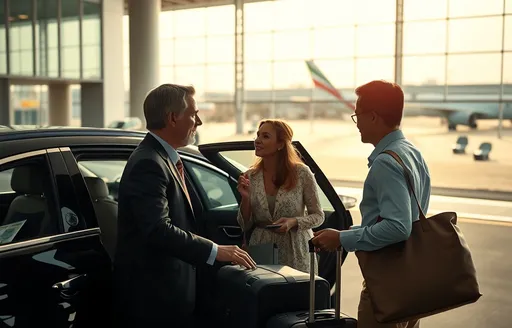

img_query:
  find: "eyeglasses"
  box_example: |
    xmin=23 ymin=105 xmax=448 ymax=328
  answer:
xmin=351 ymin=112 xmax=372 ymax=124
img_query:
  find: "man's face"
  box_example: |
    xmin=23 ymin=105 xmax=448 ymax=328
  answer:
xmin=354 ymin=97 xmax=375 ymax=144
xmin=171 ymin=95 xmax=202 ymax=147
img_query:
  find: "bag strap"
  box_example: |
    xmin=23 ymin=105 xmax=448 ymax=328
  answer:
xmin=382 ymin=150 xmax=427 ymax=221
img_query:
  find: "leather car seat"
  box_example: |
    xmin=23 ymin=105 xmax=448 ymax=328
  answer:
xmin=84 ymin=176 xmax=118 ymax=261
xmin=3 ymin=165 xmax=53 ymax=242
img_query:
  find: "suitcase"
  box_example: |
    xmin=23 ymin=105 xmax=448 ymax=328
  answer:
xmin=266 ymin=240 xmax=358 ymax=327
xmin=214 ymin=263 xmax=331 ymax=328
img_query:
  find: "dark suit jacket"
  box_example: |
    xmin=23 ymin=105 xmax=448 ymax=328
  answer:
xmin=112 ymin=133 xmax=213 ymax=324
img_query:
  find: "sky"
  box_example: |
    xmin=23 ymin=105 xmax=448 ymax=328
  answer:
xmin=122 ymin=0 xmax=512 ymax=97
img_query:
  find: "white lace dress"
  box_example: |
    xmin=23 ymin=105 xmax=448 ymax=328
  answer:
xmin=237 ymin=164 xmax=325 ymax=274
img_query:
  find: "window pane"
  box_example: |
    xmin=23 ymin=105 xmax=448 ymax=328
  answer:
xmin=403 ymin=21 xmax=446 ymax=55
xmin=312 ymin=60 xmax=355 ymax=98
xmin=160 ymin=39 xmax=174 ymax=66
xmin=505 ymin=16 xmax=512 ymax=51
xmin=356 ymin=0 xmax=396 ymax=24
xmin=355 ymin=57 xmax=394 ymax=86
xmin=207 ymin=36 xmax=234 ymax=63
xmin=160 ymin=12 xmax=173 ymax=39
xmin=186 ymin=162 xmax=238 ymax=209
xmin=402 ymin=56 xmax=446 ymax=86
xmin=174 ymin=8 xmax=205 ymax=37
xmin=245 ymin=62 xmax=272 ymax=101
xmin=447 ymin=53 xmax=502 ymax=84
xmin=0 ymin=0 xmax=5 ymax=74
xmin=274 ymin=30 xmax=311 ymax=60
xmin=160 ymin=66 xmax=174 ymax=85
xmin=404 ymin=0 xmax=447 ymax=21
xmin=311 ymin=0 xmax=356 ymax=27
xmin=174 ymin=65 xmax=206 ymax=100
xmin=9 ymin=0 xmax=34 ymax=75
xmin=206 ymin=5 xmax=234 ymax=35
xmin=356 ymin=24 xmax=395 ymax=57
xmin=174 ymin=38 xmax=206 ymax=65
xmin=273 ymin=61 xmax=312 ymax=90
xmin=35 ymin=0 xmax=58 ymax=77
xmin=273 ymin=0 xmax=312 ymax=30
xmin=449 ymin=0 xmax=504 ymax=17
xmin=448 ymin=17 xmax=503 ymax=53
xmin=508 ymin=0 xmax=512 ymax=13
xmin=313 ymin=27 xmax=355 ymax=59
xmin=244 ymin=1 xmax=274 ymax=33
xmin=61 ymin=0 xmax=80 ymax=79
xmin=82 ymin=1 xmax=101 ymax=79
xmin=0 ymin=156 xmax=60 ymax=244
xmin=245 ymin=33 xmax=272 ymax=62
xmin=206 ymin=64 xmax=234 ymax=96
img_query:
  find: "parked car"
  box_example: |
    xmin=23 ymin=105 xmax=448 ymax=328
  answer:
xmin=0 ymin=127 xmax=353 ymax=327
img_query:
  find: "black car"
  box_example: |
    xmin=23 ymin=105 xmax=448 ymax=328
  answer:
xmin=0 ymin=127 xmax=353 ymax=327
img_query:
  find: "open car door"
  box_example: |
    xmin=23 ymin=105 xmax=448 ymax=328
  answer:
xmin=198 ymin=141 xmax=353 ymax=290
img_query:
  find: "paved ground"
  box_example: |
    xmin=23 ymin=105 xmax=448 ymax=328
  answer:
xmin=341 ymin=210 xmax=512 ymax=328
xmin=197 ymin=117 xmax=512 ymax=193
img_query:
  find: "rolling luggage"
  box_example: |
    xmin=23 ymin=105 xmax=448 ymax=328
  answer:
xmin=266 ymin=240 xmax=357 ymax=327
xmin=214 ymin=263 xmax=331 ymax=328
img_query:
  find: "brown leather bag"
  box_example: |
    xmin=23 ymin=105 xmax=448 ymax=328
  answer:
xmin=355 ymin=150 xmax=482 ymax=324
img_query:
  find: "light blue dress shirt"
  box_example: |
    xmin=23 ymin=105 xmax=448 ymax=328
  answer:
xmin=149 ymin=132 xmax=218 ymax=265
xmin=340 ymin=130 xmax=431 ymax=252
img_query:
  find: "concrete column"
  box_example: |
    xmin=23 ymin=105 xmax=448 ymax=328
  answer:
xmin=394 ymin=0 xmax=403 ymax=85
xmin=101 ymin=0 xmax=126 ymax=127
xmin=0 ymin=79 xmax=11 ymax=125
xmin=128 ymin=0 xmax=161 ymax=128
xmin=81 ymin=82 xmax=104 ymax=127
xmin=48 ymin=83 xmax=71 ymax=126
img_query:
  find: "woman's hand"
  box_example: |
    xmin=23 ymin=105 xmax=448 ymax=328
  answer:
xmin=237 ymin=173 xmax=250 ymax=199
xmin=273 ymin=217 xmax=298 ymax=234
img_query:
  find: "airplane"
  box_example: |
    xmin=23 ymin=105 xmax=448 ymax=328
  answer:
xmin=305 ymin=60 xmax=512 ymax=131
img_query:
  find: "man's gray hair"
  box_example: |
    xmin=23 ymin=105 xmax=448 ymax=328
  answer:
xmin=143 ymin=84 xmax=195 ymax=130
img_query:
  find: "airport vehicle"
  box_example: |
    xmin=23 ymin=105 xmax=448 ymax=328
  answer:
xmin=0 ymin=126 xmax=354 ymax=327
xmin=306 ymin=60 xmax=512 ymax=131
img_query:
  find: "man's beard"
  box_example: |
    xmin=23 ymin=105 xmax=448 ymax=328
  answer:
xmin=186 ymin=132 xmax=196 ymax=145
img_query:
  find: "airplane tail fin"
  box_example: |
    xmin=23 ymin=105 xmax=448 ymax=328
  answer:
xmin=305 ymin=60 xmax=355 ymax=110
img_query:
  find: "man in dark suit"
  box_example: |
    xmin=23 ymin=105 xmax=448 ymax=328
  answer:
xmin=112 ymin=84 xmax=256 ymax=327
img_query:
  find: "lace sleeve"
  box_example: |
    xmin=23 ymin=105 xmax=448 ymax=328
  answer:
xmin=296 ymin=165 xmax=325 ymax=230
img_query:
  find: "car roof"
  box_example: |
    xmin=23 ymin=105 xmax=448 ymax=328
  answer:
xmin=0 ymin=126 xmax=205 ymax=160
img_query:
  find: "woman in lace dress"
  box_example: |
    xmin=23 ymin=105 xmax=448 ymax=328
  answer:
xmin=237 ymin=119 xmax=325 ymax=274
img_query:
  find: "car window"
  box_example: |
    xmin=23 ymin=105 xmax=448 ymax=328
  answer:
xmin=78 ymin=160 xmax=127 ymax=201
xmin=185 ymin=161 xmax=238 ymax=209
xmin=219 ymin=150 xmax=335 ymax=212
xmin=0 ymin=155 xmax=59 ymax=245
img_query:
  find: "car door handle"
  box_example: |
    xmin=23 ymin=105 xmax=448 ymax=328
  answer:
xmin=52 ymin=274 xmax=87 ymax=291
xmin=219 ymin=225 xmax=242 ymax=239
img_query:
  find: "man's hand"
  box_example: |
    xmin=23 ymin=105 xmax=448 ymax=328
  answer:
xmin=311 ymin=228 xmax=341 ymax=252
xmin=216 ymin=245 xmax=257 ymax=269
xmin=273 ymin=217 xmax=298 ymax=234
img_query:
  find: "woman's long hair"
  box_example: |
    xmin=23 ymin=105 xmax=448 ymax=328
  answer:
xmin=251 ymin=119 xmax=303 ymax=191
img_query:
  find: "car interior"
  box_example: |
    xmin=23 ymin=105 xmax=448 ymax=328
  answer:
xmin=0 ymin=162 xmax=59 ymax=244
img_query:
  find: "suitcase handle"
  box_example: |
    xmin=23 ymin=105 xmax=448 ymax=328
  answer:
xmin=307 ymin=239 xmax=343 ymax=323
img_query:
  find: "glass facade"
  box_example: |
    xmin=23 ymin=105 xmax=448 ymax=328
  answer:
xmin=0 ymin=0 xmax=103 ymax=126
xmin=122 ymin=0 xmax=511 ymax=121
xmin=0 ymin=0 xmax=102 ymax=79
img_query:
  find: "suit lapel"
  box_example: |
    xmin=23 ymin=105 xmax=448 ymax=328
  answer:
xmin=145 ymin=134 xmax=195 ymax=217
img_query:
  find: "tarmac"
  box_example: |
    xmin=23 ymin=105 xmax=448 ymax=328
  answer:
xmin=197 ymin=116 xmax=512 ymax=196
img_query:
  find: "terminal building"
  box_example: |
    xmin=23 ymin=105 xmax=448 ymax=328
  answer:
xmin=0 ymin=0 xmax=510 ymax=133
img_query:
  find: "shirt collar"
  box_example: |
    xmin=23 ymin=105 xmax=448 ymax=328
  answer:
xmin=367 ymin=129 xmax=405 ymax=167
xmin=148 ymin=131 xmax=180 ymax=165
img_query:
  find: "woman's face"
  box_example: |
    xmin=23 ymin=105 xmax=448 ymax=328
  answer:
xmin=254 ymin=123 xmax=283 ymax=158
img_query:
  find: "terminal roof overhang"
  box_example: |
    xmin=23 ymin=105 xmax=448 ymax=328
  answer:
xmin=124 ymin=0 xmax=270 ymax=12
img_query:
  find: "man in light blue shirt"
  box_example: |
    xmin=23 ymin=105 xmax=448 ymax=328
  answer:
xmin=312 ymin=80 xmax=430 ymax=328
